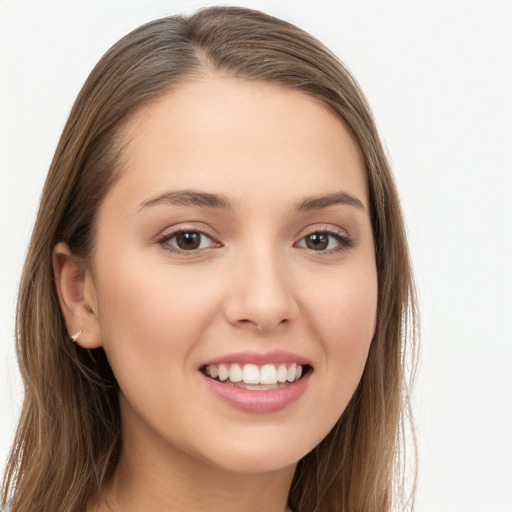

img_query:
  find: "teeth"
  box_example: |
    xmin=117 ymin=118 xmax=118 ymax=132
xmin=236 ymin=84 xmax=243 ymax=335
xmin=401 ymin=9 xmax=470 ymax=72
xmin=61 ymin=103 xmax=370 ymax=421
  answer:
xmin=277 ymin=364 xmax=288 ymax=382
xmin=286 ymin=363 xmax=297 ymax=383
xmin=229 ymin=363 xmax=243 ymax=382
xmin=209 ymin=365 xmax=219 ymax=379
xmin=242 ymin=364 xmax=259 ymax=384
xmin=204 ymin=362 xmax=305 ymax=385
xmin=218 ymin=364 xmax=229 ymax=382
xmin=260 ymin=364 xmax=278 ymax=385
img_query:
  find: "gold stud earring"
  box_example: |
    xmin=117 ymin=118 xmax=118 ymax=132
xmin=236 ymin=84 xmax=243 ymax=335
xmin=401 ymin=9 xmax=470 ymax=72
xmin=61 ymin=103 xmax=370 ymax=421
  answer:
xmin=70 ymin=329 xmax=83 ymax=342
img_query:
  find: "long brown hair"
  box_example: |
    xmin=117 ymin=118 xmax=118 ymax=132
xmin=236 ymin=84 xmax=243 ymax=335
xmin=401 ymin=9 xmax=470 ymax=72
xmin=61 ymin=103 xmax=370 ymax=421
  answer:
xmin=2 ymin=6 xmax=418 ymax=512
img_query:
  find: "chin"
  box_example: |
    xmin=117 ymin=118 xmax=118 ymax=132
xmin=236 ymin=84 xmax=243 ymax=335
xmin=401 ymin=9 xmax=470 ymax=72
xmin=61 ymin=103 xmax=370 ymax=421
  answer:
xmin=209 ymin=449 xmax=301 ymax=475
xmin=190 ymin=425 xmax=322 ymax=476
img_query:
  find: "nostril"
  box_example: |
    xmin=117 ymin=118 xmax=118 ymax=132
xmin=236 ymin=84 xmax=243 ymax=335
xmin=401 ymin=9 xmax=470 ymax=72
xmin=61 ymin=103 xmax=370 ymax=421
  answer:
xmin=232 ymin=315 xmax=292 ymax=332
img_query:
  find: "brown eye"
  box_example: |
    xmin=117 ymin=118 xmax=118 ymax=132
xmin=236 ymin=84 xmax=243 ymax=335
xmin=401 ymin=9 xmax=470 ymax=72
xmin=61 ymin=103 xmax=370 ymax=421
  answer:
xmin=296 ymin=231 xmax=354 ymax=253
xmin=175 ymin=232 xmax=202 ymax=250
xmin=160 ymin=230 xmax=218 ymax=253
xmin=305 ymin=233 xmax=329 ymax=250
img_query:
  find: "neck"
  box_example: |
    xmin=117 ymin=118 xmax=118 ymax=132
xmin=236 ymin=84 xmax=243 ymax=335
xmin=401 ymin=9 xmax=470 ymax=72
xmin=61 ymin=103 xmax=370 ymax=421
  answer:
xmin=88 ymin=401 xmax=295 ymax=512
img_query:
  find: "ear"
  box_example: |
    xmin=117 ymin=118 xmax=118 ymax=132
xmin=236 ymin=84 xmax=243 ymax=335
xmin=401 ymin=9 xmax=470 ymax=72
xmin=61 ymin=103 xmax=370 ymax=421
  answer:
xmin=52 ymin=242 xmax=103 ymax=349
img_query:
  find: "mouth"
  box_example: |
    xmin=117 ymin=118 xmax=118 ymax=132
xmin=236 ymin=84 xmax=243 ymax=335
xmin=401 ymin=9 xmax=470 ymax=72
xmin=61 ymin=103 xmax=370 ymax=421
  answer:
xmin=199 ymin=362 xmax=312 ymax=391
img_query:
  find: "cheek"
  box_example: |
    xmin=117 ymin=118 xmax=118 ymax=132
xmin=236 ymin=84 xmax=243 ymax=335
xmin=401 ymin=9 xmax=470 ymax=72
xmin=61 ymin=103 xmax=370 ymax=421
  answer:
xmin=304 ymin=263 xmax=378 ymax=384
xmin=309 ymin=262 xmax=377 ymax=332
xmin=94 ymin=252 xmax=222 ymax=384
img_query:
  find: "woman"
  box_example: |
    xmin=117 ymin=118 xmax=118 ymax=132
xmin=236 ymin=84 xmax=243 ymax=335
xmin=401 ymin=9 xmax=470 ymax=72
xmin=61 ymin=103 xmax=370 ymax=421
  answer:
xmin=1 ymin=6 xmax=418 ymax=512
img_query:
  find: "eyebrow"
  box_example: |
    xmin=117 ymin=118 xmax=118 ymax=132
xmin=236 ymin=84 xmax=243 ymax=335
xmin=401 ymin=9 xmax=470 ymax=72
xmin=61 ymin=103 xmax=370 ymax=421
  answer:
xmin=138 ymin=189 xmax=365 ymax=212
xmin=296 ymin=192 xmax=365 ymax=212
xmin=138 ymin=190 xmax=235 ymax=211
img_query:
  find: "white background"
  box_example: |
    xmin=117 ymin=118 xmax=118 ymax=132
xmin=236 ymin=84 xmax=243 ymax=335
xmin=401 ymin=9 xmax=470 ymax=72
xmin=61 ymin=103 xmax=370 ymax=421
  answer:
xmin=1 ymin=1 xmax=511 ymax=511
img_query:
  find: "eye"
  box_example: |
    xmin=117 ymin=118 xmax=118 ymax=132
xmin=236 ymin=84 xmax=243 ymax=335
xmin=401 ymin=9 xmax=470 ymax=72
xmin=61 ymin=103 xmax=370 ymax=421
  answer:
xmin=159 ymin=230 xmax=219 ymax=253
xmin=296 ymin=231 xmax=354 ymax=252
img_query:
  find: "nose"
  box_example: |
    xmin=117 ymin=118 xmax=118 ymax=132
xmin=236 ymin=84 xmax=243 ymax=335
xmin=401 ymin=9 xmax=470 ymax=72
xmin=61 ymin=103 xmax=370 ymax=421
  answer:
xmin=224 ymin=247 xmax=298 ymax=332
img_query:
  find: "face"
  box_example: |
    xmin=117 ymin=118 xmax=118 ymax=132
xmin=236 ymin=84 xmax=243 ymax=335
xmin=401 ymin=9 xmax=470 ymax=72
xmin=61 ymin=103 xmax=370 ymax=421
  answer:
xmin=86 ymin=77 xmax=378 ymax=474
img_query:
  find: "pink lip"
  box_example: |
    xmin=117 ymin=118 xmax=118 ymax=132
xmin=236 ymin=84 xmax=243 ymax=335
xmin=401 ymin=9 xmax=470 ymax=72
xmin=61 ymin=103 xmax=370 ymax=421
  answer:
xmin=201 ymin=371 xmax=311 ymax=414
xmin=201 ymin=350 xmax=311 ymax=367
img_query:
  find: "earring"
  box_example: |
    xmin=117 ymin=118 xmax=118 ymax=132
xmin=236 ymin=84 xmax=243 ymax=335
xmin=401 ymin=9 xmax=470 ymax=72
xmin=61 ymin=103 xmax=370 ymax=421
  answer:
xmin=70 ymin=329 xmax=83 ymax=342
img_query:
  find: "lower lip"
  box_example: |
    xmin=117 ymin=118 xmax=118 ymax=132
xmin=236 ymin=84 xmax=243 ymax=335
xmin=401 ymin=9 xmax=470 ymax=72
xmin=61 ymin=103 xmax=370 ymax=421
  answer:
xmin=201 ymin=372 xmax=311 ymax=413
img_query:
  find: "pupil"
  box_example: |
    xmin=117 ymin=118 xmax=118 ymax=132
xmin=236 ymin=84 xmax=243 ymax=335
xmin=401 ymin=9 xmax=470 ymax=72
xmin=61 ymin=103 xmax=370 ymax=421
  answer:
xmin=177 ymin=232 xmax=200 ymax=250
xmin=306 ymin=233 xmax=328 ymax=250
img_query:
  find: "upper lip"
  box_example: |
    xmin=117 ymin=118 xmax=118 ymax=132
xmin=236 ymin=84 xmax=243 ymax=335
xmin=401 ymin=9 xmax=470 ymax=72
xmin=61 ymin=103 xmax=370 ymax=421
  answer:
xmin=201 ymin=350 xmax=312 ymax=367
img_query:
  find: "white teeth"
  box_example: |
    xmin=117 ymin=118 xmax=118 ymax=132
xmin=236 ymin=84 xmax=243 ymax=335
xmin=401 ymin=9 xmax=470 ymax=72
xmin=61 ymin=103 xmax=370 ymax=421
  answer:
xmin=205 ymin=362 xmax=305 ymax=385
xmin=260 ymin=364 xmax=278 ymax=385
xmin=286 ymin=363 xmax=297 ymax=383
xmin=218 ymin=364 xmax=229 ymax=382
xmin=229 ymin=363 xmax=243 ymax=382
xmin=242 ymin=364 xmax=260 ymax=384
xmin=276 ymin=364 xmax=288 ymax=382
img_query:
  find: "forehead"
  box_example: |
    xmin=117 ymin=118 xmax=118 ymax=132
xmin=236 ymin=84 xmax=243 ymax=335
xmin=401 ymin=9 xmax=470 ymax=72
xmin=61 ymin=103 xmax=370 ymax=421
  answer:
xmin=110 ymin=76 xmax=367 ymax=212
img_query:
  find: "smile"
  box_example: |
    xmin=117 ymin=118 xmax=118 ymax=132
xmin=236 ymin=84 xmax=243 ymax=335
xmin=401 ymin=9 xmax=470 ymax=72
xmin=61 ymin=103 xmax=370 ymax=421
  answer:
xmin=201 ymin=362 xmax=305 ymax=389
xmin=199 ymin=352 xmax=313 ymax=413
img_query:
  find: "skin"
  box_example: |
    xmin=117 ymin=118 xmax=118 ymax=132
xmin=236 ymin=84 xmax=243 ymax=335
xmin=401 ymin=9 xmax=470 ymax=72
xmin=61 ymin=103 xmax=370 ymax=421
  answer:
xmin=54 ymin=76 xmax=378 ymax=512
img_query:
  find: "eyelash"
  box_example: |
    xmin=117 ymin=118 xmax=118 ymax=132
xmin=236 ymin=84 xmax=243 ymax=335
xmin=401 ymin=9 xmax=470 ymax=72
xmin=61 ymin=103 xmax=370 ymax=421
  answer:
xmin=296 ymin=230 xmax=354 ymax=253
xmin=157 ymin=228 xmax=354 ymax=255
xmin=157 ymin=229 xmax=219 ymax=254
